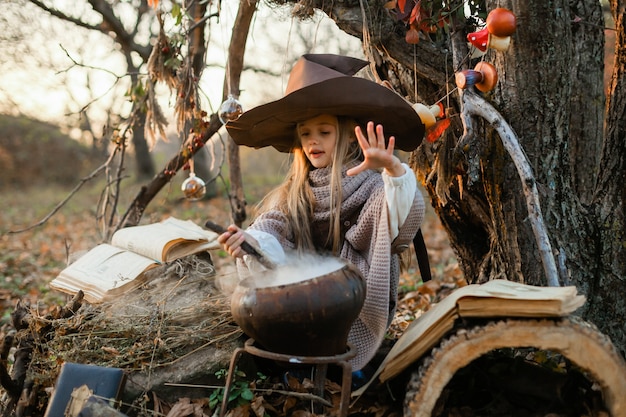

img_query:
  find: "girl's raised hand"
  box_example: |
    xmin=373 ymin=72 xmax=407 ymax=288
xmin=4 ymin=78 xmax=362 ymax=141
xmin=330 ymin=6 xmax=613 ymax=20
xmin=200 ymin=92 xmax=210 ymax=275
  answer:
xmin=347 ymin=121 xmax=405 ymax=177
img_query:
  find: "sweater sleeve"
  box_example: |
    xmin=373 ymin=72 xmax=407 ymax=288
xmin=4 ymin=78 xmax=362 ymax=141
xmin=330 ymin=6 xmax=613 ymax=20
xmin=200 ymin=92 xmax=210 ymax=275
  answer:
xmin=382 ymin=162 xmax=417 ymax=240
xmin=246 ymin=229 xmax=287 ymax=264
xmin=235 ymin=210 xmax=291 ymax=275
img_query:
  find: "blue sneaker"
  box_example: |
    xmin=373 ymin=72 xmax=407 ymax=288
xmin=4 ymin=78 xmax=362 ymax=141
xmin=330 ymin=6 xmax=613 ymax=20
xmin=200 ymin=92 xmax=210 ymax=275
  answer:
xmin=351 ymin=366 xmax=375 ymax=390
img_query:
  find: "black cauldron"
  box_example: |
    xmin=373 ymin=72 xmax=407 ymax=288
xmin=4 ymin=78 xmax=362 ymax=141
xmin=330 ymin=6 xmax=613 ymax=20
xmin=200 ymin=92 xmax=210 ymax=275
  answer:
xmin=230 ymin=258 xmax=366 ymax=357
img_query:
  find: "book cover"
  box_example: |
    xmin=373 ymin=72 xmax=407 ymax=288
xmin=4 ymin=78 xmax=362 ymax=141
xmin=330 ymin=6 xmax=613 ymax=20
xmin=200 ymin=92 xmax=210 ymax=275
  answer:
xmin=44 ymin=363 xmax=125 ymax=417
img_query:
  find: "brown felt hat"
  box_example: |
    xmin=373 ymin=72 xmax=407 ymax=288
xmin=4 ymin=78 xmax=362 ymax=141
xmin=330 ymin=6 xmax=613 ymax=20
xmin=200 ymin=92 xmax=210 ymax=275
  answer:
xmin=225 ymin=54 xmax=425 ymax=153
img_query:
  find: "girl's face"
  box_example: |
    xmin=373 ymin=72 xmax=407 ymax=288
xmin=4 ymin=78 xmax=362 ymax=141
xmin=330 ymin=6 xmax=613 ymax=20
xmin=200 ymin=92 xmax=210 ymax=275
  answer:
xmin=298 ymin=114 xmax=338 ymax=168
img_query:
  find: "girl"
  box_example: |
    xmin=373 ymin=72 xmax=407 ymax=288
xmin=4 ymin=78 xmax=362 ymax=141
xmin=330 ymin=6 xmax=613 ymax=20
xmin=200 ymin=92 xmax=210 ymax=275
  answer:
xmin=218 ymin=54 xmax=426 ymax=373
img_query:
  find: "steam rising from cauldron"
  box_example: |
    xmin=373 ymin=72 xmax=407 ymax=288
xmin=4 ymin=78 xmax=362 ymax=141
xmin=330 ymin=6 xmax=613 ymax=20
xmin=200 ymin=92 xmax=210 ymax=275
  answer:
xmin=249 ymin=253 xmax=347 ymax=288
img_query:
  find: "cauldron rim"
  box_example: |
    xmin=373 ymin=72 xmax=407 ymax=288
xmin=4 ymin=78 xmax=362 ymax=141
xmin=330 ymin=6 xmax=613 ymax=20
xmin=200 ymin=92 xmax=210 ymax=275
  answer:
xmin=237 ymin=258 xmax=361 ymax=289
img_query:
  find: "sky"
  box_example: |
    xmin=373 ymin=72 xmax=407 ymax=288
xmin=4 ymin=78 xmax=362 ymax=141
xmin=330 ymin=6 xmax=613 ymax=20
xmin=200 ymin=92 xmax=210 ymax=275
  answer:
xmin=0 ymin=1 xmax=363 ymax=141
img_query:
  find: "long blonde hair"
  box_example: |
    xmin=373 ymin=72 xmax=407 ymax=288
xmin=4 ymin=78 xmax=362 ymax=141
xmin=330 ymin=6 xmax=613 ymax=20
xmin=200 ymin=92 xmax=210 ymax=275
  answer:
xmin=255 ymin=116 xmax=362 ymax=254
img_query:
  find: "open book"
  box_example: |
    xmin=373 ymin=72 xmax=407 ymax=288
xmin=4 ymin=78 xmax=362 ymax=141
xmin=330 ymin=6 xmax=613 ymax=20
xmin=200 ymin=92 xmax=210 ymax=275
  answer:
xmin=50 ymin=217 xmax=220 ymax=303
xmin=353 ymin=279 xmax=586 ymax=395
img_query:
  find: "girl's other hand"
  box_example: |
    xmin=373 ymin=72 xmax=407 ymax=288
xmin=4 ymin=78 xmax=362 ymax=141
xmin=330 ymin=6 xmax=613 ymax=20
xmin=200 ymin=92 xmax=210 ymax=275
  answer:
xmin=217 ymin=224 xmax=253 ymax=259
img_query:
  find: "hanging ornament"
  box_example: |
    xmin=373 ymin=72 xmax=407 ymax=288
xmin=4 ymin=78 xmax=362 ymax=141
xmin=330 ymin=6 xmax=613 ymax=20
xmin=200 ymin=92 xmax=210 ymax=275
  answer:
xmin=467 ymin=8 xmax=516 ymax=53
xmin=486 ymin=8 xmax=517 ymax=37
xmin=405 ymin=26 xmax=420 ymax=44
xmin=218 ymin=94 xmax=244 ymax=124
xmin=467 ymin=28 xmax=511 ymax=52
xmin=413 ymin=102 xmax=450 ymax=143
xmin=181 ymin=172 xmax=206 ymax=201
xmin=455 ymin=61 xmax=499 ymax=92
xmin=413 ymin=102 xmax=443 ymax=128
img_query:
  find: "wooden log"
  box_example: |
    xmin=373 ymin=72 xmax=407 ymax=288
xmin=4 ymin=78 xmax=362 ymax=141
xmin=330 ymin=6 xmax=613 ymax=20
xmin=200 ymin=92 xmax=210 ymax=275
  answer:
xmin=404 ymin=317 xmax=626 ymax=416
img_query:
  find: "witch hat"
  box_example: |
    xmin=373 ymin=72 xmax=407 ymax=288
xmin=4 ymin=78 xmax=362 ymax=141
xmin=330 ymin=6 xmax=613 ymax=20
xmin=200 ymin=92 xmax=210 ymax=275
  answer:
xmin=225 ymin=54 xmax=425 ymax=152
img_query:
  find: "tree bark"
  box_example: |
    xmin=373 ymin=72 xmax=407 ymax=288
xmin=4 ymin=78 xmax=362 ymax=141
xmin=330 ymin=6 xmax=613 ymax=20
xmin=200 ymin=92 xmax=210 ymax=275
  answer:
xmin=405 ymin=318 xmax=626 ymax=416
xmin=588 ymin=0 xmax=626 ymax=357
xmin=568 ymin=0 xmax=605 ymax=204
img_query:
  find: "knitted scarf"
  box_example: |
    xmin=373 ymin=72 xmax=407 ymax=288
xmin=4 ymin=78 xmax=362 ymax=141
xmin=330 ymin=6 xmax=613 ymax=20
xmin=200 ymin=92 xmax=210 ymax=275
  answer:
xmin=249 ymin=164 xmax=423 ymax=370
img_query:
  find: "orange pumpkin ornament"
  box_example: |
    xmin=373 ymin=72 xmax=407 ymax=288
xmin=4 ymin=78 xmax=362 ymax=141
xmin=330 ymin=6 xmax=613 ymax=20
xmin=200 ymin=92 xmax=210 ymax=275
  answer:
xmin=486 ymin=8 xmax=517 ymax=37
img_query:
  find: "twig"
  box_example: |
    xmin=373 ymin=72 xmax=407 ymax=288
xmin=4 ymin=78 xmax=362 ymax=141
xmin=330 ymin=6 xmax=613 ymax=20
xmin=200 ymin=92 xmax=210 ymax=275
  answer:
xmin=163 ymin=383 xmax=333 ymax=406
xmin=185 ymin=12 xmax=220 ymax=34
xmin=5 ymin=150 xmax=117 ymax=235
xmin=153 ymin=329 xmax=242 ymax=367
xmin=459 ymin=90 xmax=560 ymax=287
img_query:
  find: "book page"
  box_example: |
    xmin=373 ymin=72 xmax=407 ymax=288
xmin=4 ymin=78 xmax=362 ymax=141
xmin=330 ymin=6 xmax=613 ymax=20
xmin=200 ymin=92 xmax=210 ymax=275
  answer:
xmin=111 ymin=217 xmax=219 ymax=262
xmin=50 ymin=244 xmax=157 ymax=300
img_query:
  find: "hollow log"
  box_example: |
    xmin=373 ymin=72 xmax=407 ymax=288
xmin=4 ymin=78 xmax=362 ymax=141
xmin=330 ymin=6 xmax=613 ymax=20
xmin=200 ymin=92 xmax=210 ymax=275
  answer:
xmin=404 ymin=318 xmax=626 ymax=416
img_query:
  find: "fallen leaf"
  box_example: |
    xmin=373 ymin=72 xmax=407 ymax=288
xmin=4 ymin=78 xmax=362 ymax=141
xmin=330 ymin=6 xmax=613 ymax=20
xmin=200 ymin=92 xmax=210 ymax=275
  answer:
xmin=101 ymin=346 xmax=120 ymax=355
xmin=250 ymin=396 xmax=265 ymax=417
xmin=226 ymin=404 xmax=250 ymax=417
xmin=165 ymin=398 xmax=194 ymax=417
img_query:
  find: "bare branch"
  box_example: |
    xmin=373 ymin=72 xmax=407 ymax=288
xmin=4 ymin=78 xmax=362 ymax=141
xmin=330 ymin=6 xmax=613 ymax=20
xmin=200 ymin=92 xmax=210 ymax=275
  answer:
xmin=460 ymin=91 xmax=560 ymax=287
xmin=87 ymin=0 xmax=152 ymax=60
xmin=28 ymin=0 xmax=152 ymax=60
xmin=5 ymin=150 xmax=118 ymax=236
xmin=223 ymin=0 xmax=259 ymax=227
xmin=28 ymin=0 xmax=102 ymax=32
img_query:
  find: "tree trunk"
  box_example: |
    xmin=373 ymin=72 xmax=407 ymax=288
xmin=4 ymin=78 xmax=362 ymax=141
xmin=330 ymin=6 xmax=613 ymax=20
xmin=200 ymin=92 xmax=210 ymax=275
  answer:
xmin=270 ymin=0 xmax=626 ymax=358
xmin=589 ymin=0 xmax=626 ymax=357
xmin=222 ymin=0 xmax=258 ymax=227
xmin=127 ymin=61 xmax=155 ymax=181
xmin=131 ymin=108 xmax=156 ymax=181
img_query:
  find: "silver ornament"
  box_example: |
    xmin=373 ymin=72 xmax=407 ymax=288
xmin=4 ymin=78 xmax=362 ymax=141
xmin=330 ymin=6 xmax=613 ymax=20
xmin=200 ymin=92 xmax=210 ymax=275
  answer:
xmin=218 ymin=94 xmax=243 ymax=124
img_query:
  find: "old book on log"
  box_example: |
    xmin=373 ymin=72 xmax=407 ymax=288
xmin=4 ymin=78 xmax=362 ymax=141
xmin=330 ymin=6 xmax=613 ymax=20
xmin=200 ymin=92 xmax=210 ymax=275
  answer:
xmin=358 ymin=279 xmax=586 ymax=390
xmin=49 ymin=217 xmax=220 ymax=303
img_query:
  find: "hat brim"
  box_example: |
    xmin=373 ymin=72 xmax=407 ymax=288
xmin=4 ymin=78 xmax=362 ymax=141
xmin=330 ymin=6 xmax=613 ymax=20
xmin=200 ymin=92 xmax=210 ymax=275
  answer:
xmin=226 ymin=77 xmax=425 ymax=153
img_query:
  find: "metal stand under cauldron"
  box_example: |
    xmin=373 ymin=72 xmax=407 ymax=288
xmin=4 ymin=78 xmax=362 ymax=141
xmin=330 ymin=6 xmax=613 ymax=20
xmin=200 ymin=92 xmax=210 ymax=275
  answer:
xmin=220 ymin=339 xmax=356 ymax=417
